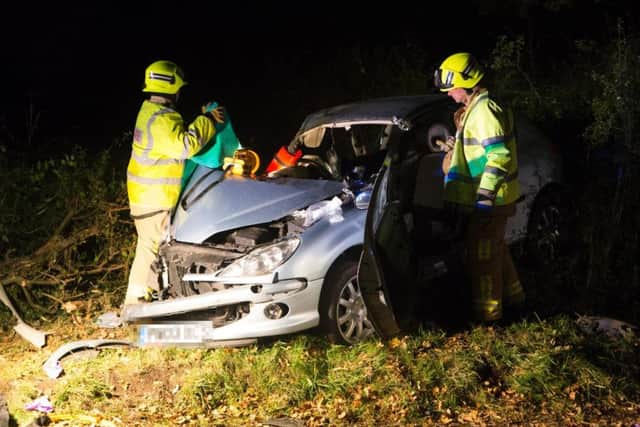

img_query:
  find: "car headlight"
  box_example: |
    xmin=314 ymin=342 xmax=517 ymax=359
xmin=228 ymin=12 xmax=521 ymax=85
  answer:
xmin=218 ymin=237 xmax=301 ymax=277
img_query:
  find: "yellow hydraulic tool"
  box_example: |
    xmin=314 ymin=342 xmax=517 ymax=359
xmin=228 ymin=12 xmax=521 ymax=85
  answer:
xmin=223 ymin=148 xmax=260 ymax=177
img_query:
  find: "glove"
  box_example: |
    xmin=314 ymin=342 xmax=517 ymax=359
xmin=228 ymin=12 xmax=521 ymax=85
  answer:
xmin=202 ymin=101 xmax=225 ymax=124
xmin=474 ymin=200 xmax=494 ymax=226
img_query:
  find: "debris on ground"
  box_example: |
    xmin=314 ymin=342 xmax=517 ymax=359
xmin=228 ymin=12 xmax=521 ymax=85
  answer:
xmin=43 ymin=339 xmax=135 ymax=379
xmin=576 ymin=315 xmax=639 ymax=340
xmin=96 ymin=311 xmax=123 ymax=329
xmin=24 ymin=396 xmax=53 ymax=413
xmin=43 ymin=360 xmax=63 ymax=379
xmin=0 ymin=283 xmax=48 ymax=348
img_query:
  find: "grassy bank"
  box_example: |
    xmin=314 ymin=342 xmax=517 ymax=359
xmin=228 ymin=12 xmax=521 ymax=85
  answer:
xmin=1 ymin=314 xmax=638 ymax=426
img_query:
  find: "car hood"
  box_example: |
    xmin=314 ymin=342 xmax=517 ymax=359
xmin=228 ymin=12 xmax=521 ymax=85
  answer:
xmin=172 ymin=168 xmax=345 ymax=243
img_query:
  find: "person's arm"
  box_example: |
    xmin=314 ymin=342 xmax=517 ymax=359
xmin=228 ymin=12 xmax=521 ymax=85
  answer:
xmin=475 ymin=105 xmax=514 ymax=208
xmin=152 ymin=110 xmax=217 ymax=159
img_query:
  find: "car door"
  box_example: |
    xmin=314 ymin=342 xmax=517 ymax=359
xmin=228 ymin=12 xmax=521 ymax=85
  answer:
xmin=357 ymin=125 xmax=424 ymax=338
xmin=358 ymin=116 xmax=455 ymax=338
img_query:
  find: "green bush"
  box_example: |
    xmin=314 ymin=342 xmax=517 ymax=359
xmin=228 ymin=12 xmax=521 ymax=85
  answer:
xmin=0 ymin=136 xmax=133 ymax=325
xmin=486 ymin=24 xmax=640 ymax=325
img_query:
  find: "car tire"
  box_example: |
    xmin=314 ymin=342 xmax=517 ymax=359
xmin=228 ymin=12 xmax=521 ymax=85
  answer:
xmin=525 ymin=186 xmax=572 ymax=268
xmin=319 ymin=257 xmax=376 ymax=345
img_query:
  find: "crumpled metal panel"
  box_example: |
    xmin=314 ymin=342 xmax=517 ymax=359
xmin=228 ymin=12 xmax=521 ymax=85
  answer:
xmin=173 ymin=169 xmax=344 ymax=243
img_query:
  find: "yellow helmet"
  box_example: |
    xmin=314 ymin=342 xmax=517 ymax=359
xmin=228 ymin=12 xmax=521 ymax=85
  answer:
xmin=142 ymin=60 xmax=187 ymax=94
xmin=433 ymin=52 xmax=485 ymax=92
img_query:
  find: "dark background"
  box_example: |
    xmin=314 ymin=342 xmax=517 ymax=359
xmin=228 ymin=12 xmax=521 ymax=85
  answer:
xmin=0 ymin=1 xmax=636 ymax=158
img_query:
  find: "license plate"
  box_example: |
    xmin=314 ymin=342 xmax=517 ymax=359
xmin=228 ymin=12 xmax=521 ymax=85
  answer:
xmin=138 ymin=322 xmax=215 ymax=346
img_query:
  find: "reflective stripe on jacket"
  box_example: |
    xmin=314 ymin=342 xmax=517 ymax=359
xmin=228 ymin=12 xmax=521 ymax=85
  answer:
xmin=444 ymin=91 xmax=520 ymax=207
xmin=127 ymin=100 xmax=216 ymax=209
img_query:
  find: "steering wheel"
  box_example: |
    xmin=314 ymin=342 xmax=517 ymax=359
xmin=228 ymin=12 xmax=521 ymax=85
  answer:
xmin=298 ymin=155 xmax=336 ymax=179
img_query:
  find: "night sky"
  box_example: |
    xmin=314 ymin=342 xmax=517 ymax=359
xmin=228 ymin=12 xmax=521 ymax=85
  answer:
xmin=1 ymin=2 xmax=636 ymax=158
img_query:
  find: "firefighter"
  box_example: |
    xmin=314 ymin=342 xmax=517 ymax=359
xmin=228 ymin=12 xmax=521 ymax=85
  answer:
xmin=124 ymin=60 xmax=224 ymax=307
xmin=434 ymin=52 xmax=525 ymax=323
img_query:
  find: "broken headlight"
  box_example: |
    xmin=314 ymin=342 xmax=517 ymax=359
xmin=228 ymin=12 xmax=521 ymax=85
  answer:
xmin=218 ymin=237 xmax=301 ymax=277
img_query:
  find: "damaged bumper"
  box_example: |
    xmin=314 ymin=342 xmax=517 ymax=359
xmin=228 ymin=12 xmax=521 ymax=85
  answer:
xmin=122 ymin=277 xmax=324 ymax=342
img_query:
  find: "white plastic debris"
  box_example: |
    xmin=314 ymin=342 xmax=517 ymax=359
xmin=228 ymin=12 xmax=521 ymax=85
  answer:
xmin=43 ymin=360 xmax=63 ymax=379
xmin=24 ymin=396 xmax=53 ymax=413
xmin=42 ymin=339 xmax=134 ymax=380
xmin=576 ymin=315 xmax=638 ymax=340
xmin=303 ymin=196 xmax=343 ymax=227
xmin=96 ymin=311 xmax=123 ymax=328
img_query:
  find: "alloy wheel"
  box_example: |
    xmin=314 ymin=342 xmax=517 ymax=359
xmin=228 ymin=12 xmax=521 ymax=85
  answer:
xmin=335 ymin=275 xmax=376 ymax=344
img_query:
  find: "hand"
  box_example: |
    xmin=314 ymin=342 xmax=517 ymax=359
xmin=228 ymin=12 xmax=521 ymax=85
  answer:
xmin=442 ymin=150 xmax=453 ymax=175
xmin=474 ymin=200 xmax=494 ymax=225
xmin=202 ymin=101 xmax=225 ymax=124
xmin=435 ymin=135 xmax=455 ymax=152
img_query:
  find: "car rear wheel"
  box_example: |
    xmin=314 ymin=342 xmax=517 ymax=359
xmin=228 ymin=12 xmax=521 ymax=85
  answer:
xmin=319 ymin=258 xmax=376 ymax=344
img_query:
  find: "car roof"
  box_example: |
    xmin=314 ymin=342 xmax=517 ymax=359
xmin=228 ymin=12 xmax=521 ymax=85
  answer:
xmin=297 ymin=94 xmax=451 ymax=134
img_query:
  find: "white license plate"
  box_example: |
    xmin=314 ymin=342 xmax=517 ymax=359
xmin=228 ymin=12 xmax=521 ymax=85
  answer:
xmin=138 ymin=322 xmax=216 ymax=346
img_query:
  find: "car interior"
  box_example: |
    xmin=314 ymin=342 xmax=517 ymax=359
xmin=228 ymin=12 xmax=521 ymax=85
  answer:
xmin=268 ymin=124 xmax=389 ymax=189
xmin=270 ymin=117 xmax=463 ymax=249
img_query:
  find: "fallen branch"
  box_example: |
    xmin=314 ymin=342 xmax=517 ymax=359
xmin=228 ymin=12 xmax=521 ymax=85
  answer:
xmin=0 ymin=195 xmax=131 ymax=318
xmin=20 ymin=284 xmax=57 ymax=314
xmin=34 ymin=225 xmax=100 ymax=259
xmin=40 ymin=291 xmax=65 ymax=306
xmin=0 ymin=276 xmax=63 ymax=287
xmin=85 ymin=264 xmax=125 ymax=275
xmin=48 ymin=202 xmax=77 ymax=244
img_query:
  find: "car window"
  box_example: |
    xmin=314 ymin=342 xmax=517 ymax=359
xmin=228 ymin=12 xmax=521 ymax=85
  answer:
xmin=334 ymin=125 xmax=388 ymax=180
xmin=290 ymin=124 xmax=390 ymax=183
xmin=299 ymin=127 xmax=325 ymax=148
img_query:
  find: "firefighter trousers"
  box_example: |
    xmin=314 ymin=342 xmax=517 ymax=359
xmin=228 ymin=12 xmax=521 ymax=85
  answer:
xmin=125 ymin=206 xmax=170 ymax=305
xmin=466 ymin=204 xmax=525 ymax=322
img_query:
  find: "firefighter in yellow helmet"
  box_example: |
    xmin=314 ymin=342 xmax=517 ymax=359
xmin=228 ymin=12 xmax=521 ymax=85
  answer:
xmin=434 ymin=52 xmax=525 ymax=323
xmin=124 ymin=60 xmax=225 ymax=307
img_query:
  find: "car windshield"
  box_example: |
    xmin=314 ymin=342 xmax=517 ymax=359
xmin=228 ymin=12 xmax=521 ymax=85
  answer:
xmin=272 ymin=124 xmax=391 ymax=185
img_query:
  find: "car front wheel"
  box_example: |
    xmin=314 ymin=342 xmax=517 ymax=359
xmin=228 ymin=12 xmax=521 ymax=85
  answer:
xmin=319 ymin=258 xmax=376 ymax=344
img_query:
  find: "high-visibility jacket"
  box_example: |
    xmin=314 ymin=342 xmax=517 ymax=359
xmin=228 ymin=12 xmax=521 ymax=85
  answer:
xmin=444 ymin=91 xmax=519 ymax=207
xmin=127 ymin=100 xmax=217 ymax=210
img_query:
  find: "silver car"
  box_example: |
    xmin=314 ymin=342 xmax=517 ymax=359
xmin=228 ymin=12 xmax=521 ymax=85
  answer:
xmin=122 ymin=95 xmax=566 ymax=346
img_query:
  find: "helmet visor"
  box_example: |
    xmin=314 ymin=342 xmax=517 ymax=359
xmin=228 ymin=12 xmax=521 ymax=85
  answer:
xmin=433 ymin=68 xmax=453 ymax=91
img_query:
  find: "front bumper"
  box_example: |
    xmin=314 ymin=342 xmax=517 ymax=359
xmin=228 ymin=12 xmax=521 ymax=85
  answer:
xmin=122 ymin=277 xmax=324 ymax=342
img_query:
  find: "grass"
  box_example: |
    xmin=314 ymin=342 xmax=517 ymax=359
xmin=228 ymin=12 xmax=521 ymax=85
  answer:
xmin=1 ymin=313 xmax=639 ymax=426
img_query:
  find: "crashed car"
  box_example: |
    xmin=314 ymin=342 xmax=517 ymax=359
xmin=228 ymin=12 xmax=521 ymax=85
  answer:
xmin=122 ymin=94 xmax=566 ymax=346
